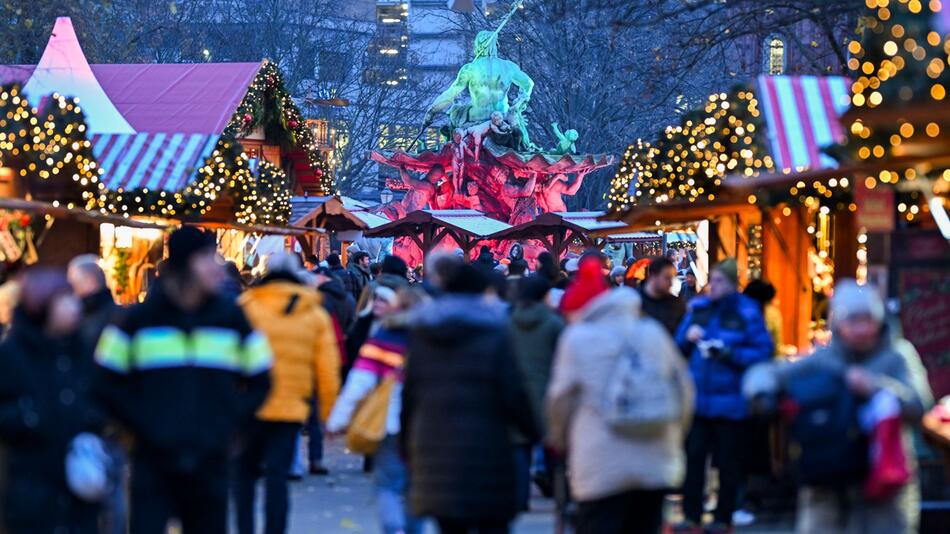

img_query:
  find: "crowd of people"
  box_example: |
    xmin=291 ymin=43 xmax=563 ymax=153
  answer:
xmin=0 ymin=226 xmax=935 ymax=534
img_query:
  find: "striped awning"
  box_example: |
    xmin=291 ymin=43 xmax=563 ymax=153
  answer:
xmin=756 ymin=76 xmax=851 ymax=172
xmin=90 ymin=133 xmax=220 ymax=192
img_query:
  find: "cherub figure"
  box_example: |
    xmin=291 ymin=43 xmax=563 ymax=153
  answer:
xmin=464 ymin=110 xmax=507 ymax=161
xmin=551 ymin=122 xmax=579 ymax=155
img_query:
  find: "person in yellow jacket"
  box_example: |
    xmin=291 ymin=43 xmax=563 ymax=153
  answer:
xmin=234 ymin=252 xmax=341 ymax=534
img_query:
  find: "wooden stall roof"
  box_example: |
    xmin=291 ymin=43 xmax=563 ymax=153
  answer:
xmin=488 ymin=211 xmax=626 ymax=241
xmin=365 ymin=209 xmax=510 ymax=240
xmin=291 ymin=195 xmax=387 ymax=232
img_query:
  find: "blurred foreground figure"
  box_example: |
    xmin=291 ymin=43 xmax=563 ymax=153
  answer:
xmin=95 ymin=227 xmax=272 ymax=534
xmin=674 ymin=258 xmax=773 ymax=534
xmin=328 ymin=275 xmax=420 ymax=534
xmin=0 ymin=269 xmax=101 ymax=532
xmin=236 ymin=252 xmax=340 ymax=534
xmin=402 ymin=261 xmax=540 ymax=534
xmin=67 ymin=254 xmax=117 ymax=358
xmin=547 ymin=262 xmax=693 ymax=534
xmin=744 ymin=280 xmax=933 ymax=534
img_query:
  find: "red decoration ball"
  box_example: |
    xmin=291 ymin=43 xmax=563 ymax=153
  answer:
xmin=243 ymin=113 xmax=252 ymax=123
xmin=314 ymin=168 xmax=323 ymax=177
xmin=19 ymin=214 xmax=30 ymax=226
xmin=289 ymin=120 xmax=298 ymax=129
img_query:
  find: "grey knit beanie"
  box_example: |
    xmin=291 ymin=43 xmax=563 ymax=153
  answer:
xmin=830 ymin=279 xmax=885 ymax=326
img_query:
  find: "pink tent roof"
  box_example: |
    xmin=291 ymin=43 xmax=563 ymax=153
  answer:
xmin=1 ymin=62 xmax=261 ymax=134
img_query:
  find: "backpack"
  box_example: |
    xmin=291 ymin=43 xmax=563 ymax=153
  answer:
xmin=601 ymin=336 xmax=681 ymax=436
xmin=783 ymin=368 xmax=868 ymax=487
xmin=345 ymin=375 xmax=395 ymax=455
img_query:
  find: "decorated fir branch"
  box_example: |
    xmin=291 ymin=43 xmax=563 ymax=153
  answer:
xmin=607 ymin=85 xmax=773 ymax=211
xmin=234 ymin=160 xmax=292 ymax=226
xmin=225 ymin=60 xmax=333 ymax=195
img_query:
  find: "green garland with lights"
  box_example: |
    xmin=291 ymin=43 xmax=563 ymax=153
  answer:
xmin=235 ymin=160 xmax=292 ymax=225
xmin=226 ymin=60 xmax=333 ymax=194
xmin=608 ymin=86 xmax=773 ymax=212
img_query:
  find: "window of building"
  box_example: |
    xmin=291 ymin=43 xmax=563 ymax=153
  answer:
xmin=768 ymin=37 xmax=786 ymax=75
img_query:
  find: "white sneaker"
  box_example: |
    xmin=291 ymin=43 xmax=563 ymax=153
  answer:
xmin=732 ymin=508 xmax=755 ymax=527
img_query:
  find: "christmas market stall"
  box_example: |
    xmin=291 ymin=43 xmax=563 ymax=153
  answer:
xmin=605 ymin=76 xmax=851 ymax=351
xmin=0 ymin=17 xmax=332 ymax=300
xmin=290 ymin=195 xmax=391 ymax=261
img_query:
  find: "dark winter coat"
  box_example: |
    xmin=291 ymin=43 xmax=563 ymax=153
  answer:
xmin=0 ymin=312 xmax=101 ymax=532
xmin=509 ymin=301 xmax=564 ymax=440
xmin=401 ymin=295 xmax=540 ymax=522
xmin=675 ymin=291 xmax=773 ymax=420
xmin=637 ymin=285 xmax=686 ymax=336
xmin=346 ymin=262 xmax=371 ymax=301
xmin=78 ymin=288 xmax=117 ymax=360
xmin=94 ymin=282 xmax=271 ymax=473
xmin=319 ymin=276 xmax=356 ymax=333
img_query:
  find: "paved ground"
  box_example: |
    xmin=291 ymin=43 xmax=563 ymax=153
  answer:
xmin=283 ymin=440 xmax=792 ymax=533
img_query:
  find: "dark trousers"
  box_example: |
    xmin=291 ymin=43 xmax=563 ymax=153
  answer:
xmin=513 ymin=444 xmax=532 ymax=511
xmin=306 ymin=399 xmax=324 ymax=464
xmin=129 ymin=454 xmax=228 ymax=534
xmin=683 ymin=416 xmax=746 ymax=525
xmin=436 ymin=518 xmax=510 ymax=534
xmin=234 ymin=421 xmax=301 ymax=534
xmin=576 ymin=488 xmax=666 ymax=534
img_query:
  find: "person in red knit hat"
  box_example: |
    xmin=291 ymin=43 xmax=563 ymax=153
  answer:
xmin=559 ymin=254 xmax=609 ymax=319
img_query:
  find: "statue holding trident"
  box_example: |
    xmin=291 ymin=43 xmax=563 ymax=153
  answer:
xmin=423 ymin=0 xmax=537 ymax=151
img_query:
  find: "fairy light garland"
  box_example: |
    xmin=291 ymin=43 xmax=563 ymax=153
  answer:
xmin=225 ymin=60 xmax=333 ymax=194
xmin=845 ymin=0 xmax=950 ymax=223
xmin=234 ymin=160 xmax=292 ymax=225
xmin=0 ymin=84 xmax=101 ymax=208
xmin=608 ymin=86 xmax=773 ymax=212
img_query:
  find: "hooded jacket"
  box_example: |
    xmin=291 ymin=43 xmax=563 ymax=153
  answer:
xmin=401 ymin=294 xmax=540 ymax=521
xmin=94 ymin=282 xmax=271 ymax=472
xmin=545 ymin=288 xmax=694 ymax=501
xmin=509 ymin=301 xmax=564 ymax=436
xmin=675 ymin=291 xmax=773 ymax=419
xmin=240 ymin=280 xmax=341 ymax=423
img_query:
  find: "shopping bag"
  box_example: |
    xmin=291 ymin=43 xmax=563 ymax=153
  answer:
xmin=345 ymin=376 xmax=395 ymax=455
xmin=860 ymin=390 xmax=910 ymax=500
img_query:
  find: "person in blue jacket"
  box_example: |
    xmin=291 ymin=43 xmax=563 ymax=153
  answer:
xmin=672 ymin=258 xmax=773 ymax=534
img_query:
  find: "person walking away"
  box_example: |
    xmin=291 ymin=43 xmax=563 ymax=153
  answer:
xmin=402 ymin=261 xmax=540 ymax=534
xmin=348 ymin=251 xmax=372 ymax=302
xmin=744 ymin=280 xmax=933 ymax=534
xmin=673 ymin=258 xmax=773 ymax=534
xmin=235 ymin=253 xmax=340 ymax=534
xmin=546 ymin=284 xmax=694 ymax=534
xmin=94 ymin=226 xmax=272 ymax=534
xmin=509 ymin=275 xmax=564 ymax=507
xmin=68 ymin=254 xmax=118 ymax=357
xmin=638 ymin=256 xmax=686 ymax=336
xmin=0 ymin=269 xmax=104 ymax=533
xmin=68 ymin=254 xmax=126 ymax=534
xmin=327 ymin=276 xmax=421 ymax=534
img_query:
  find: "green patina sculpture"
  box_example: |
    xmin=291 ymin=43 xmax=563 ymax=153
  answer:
xmin=552 ymin=122 xmax=579 ymax=155
xmin=424 ymin=0 xmax=537 ymax=150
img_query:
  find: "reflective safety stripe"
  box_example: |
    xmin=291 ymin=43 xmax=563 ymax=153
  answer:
xmin=132 ymin=327 xmax=189 ymax=369
xmin=240 ymin=331 xmax=273 ymax=376
xmin=96 ymin=325 xmax=132 ymax=373
xmin=191 ymin=328 xmax=241 ymax=370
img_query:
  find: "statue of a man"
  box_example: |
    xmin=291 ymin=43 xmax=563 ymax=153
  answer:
xmin=537 ymin=172 xmax=587 ymax=213
xmin=424 ymin=28 xmax=534 ymax=131
xmin=398 ymin=165 xmax=445 ymax=213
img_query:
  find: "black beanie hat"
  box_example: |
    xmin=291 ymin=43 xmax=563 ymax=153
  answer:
xmin=168 ymin=226 xmax=216 ymax=272
xmin=380 ymin=254 xmax=408 ymax=279
xmin=326 ymin=253 xmax=342 ymax=268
